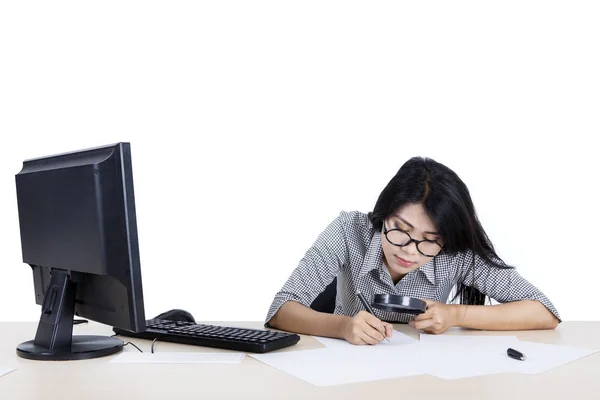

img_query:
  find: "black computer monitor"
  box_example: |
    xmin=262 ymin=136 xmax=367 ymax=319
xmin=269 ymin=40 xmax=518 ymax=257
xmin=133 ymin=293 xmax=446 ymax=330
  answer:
xmin=14 ymin=142 xmax=146 ymax=361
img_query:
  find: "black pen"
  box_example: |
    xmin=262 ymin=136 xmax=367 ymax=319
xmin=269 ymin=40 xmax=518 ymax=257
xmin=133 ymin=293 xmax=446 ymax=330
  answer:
xmin=356 ymin=291 xmax=391 ymax=343
xmin=507 ymin=347 xmax=526 ymax=361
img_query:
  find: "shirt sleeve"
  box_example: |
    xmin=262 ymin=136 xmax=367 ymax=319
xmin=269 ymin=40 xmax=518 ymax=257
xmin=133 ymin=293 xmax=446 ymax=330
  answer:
xmin=457 ymin=251 xmax=561 ymax=322
xmin=264 ymin=213 xmax=349 ymax=325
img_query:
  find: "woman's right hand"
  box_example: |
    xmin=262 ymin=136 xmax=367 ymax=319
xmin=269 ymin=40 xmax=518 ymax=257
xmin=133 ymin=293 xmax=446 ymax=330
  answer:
xmin=341 ymin=311 xmax=393 ymax=345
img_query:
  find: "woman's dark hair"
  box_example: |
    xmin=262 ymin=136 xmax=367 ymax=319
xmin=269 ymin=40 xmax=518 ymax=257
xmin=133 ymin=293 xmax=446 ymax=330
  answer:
xmin=368 ymin=156 xmax=512 ymax=306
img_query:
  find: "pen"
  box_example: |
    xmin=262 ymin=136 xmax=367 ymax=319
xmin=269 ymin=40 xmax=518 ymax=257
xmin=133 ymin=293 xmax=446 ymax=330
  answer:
xmin=356 ymin=291 xmax=391 ymax=343
xmin=507 ymin=348 xmax=526 ymax=361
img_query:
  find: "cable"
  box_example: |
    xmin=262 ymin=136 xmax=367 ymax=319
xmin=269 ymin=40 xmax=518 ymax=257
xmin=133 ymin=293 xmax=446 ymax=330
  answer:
xmin=123 ymin=342 xmax=143 ymax=353
xmin=112 ymin=333 xmax=160 ymax=354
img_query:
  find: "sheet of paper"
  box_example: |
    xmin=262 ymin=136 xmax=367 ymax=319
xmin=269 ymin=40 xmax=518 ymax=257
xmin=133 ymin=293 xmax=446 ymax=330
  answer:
xmin=418 ymin=342 xmax=518 ymax=379
xmin=417 ymin=335 xmax=598 ymax=379
xmin=313 ymin=329 xmax=416 ymax=348
xmin=1 ymin=367 xmax=16 ymax=378
xmin=490 ymin=341 xmax=598 ymax=375
xmin=416 ymin=333 xmax=523 ymax=379
xmin=250 ymin=344 xmax=425 ymax=386
xmin=253 ymin=332 xmax=598 ymax=384
xmin=110 ymin=351 xmax=244 ymax=364
xmin=419 ymin=333 xmax=520 ymax=345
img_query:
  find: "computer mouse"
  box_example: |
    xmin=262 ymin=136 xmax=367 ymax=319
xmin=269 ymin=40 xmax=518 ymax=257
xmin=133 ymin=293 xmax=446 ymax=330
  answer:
xmin=154 ymin=308 xmax=196 ymax=323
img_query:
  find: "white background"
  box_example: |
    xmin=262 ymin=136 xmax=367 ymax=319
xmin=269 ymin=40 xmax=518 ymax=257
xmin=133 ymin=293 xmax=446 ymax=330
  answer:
xmin=1 ymin=1 xmax=598 ymax=323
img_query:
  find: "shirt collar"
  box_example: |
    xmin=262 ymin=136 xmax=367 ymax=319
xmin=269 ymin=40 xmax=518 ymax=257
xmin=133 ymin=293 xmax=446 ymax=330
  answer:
xmin=360 ymin=231 xmax=436 ymax=285
xmin=418 ymin=259 xmax=436 ymax=285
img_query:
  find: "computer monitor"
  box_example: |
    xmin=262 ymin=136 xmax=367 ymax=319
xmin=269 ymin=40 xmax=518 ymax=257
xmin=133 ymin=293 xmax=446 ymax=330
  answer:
xmin=14 ymin=142 xmax=146 ymax=361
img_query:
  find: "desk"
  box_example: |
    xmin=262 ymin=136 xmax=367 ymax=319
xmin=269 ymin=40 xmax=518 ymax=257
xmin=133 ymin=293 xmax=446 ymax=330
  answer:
xmin=0 ymin=321 xmax=599 ymax=399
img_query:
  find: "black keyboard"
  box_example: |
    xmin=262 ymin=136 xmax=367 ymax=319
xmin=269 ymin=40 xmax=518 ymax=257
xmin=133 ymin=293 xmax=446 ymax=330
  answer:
xmin=112 ymin=319 xmax=300 ymax=353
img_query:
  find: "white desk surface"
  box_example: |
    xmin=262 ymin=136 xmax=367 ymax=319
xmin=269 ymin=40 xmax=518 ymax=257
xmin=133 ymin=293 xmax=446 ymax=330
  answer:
xmin=1 ymin=321 xmax=599 ymax=399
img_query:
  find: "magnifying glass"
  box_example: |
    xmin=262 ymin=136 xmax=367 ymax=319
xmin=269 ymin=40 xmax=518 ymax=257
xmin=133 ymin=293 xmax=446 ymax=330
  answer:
xmin=371 ymin=294 xmax=427 ymax=315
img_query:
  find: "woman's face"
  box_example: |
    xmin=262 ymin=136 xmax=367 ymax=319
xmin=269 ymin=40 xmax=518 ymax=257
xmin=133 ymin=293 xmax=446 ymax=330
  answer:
xmin=380 ymin=203 xmax=443 ymax=281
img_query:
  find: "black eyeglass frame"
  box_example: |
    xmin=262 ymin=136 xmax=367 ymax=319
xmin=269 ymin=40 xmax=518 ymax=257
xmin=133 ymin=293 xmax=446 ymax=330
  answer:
xmin=382 ymin=222 xmax=443 ymax=258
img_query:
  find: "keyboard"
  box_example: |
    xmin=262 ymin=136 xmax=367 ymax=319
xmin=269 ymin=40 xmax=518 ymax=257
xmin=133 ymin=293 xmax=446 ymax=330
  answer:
xmin=112 ymin=319 xmax=301 ymax=353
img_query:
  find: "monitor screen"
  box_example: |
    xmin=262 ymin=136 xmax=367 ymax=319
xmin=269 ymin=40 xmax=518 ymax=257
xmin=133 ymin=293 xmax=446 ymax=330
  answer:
xmin=14 ymin=142 xmax=146 ymax=360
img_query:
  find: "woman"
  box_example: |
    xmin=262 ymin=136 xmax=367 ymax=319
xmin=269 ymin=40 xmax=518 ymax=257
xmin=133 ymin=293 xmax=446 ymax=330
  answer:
xmin=265 ymin=157 xmax=560 ymax=345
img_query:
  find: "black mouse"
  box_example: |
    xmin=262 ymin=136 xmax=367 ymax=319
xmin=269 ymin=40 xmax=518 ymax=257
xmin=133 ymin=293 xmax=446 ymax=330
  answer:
xmin=154 ymin=308 xmax=196 ymax=323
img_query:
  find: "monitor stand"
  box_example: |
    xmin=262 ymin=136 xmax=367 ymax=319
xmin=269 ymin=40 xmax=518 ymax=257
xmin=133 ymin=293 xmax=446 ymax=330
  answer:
xmin=16 ymin=269 xmax=124 ymax=361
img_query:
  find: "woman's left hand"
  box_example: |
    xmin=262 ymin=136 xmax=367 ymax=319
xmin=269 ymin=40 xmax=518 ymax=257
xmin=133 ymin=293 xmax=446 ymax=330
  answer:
xmin=408 ymin=299 xmax=457 ymax=334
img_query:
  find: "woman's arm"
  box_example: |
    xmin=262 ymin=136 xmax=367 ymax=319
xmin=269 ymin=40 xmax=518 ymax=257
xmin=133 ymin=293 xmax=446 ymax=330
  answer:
xmin=269 ymin=301 xmax=350 ymax=338
xmin=456 ymin=251 xmax=561 ymax=324
xmin=410 ymin=299 xmax=559 ymax=334
xmin=270 ymin=300 xmax=393 ymax=344
xmin=264 ymin=215 xmax=349 ymax=327
xmin=411 ymin=249 xmax=561 ymax=334
xmin=452 ymin=300 xmax=559 ymax=330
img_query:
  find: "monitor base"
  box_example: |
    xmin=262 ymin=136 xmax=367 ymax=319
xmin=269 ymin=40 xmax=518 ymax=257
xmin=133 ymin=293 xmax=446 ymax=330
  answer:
xmin=17 ymin=335 xmax=123 ymax=361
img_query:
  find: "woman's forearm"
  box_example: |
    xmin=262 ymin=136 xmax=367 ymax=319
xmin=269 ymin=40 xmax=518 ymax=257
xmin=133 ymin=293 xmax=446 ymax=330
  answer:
xmin=451 ymin=300 xmax=559 ymax=330
xmin=268 ymin=301 xmax=351 ymax=339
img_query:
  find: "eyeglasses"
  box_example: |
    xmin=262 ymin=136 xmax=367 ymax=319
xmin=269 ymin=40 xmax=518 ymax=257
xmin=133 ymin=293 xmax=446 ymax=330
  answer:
xmin=382 ymin=222 xmax=443 ymax=257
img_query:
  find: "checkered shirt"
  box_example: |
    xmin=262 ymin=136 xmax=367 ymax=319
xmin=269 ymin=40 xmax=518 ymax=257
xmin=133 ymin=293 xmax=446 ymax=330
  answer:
xmin=265 ymin=211 xmax=560 ymax=324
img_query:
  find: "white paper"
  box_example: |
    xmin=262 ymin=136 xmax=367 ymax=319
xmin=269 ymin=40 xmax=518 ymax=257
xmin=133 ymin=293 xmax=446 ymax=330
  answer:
xmin=313 ymin=329 xmax=416 ymax=348
xmin=250 ymin=344 xmax=425 ymax=386
xmin=418 ymin=342 xmax=519 ymax=379
xmin=492 ymin=341 xmax=598 ymax=375
xmin=110 ymin=351 xmax=244 ymax=364
xmin=419 ymin=333 xmax=520 ymax=345
xmin=252 ymin=331 xmax=600 ymax=385
xmin=416 ymin=335 xmax=598 ymax=379
xmin=1 ymin=367 xmax=16 ymax=378
xmin=416 ymin=334 xmax=521 ymax=379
